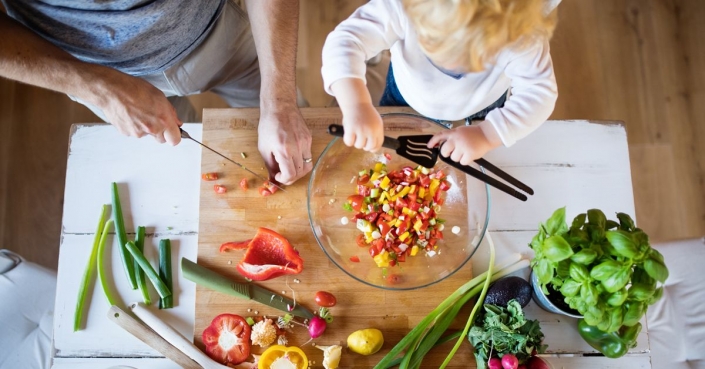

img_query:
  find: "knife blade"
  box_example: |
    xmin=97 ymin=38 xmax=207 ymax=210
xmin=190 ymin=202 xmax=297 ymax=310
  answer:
xmin=181 ymin=258 xmax=314 ymax=319
xmin=180 ymin=128 xmax=286 ymax=193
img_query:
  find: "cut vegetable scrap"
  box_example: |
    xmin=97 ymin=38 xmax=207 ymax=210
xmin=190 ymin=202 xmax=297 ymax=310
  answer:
xmin=233 ymin=228 xmax=304 ymax=281
xmin=202 ymin=314 xmax=252 ymax=366
xmin=258 ymin=345 xmax=308 ymax=369
xmin=315 ymin=344 xmax=342 ymax=369
xmin=251 ymin=319 xmax=278 ymax=348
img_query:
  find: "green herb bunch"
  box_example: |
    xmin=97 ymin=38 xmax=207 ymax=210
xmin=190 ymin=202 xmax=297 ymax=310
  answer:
xmin=468 ymin=300 xmax=546 ymax=369
xmin=529 ymin=207 xmax=669 ymax=333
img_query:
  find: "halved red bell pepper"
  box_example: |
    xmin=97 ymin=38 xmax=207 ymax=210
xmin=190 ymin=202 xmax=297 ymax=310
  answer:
xmin=202 ymin=314 xmax=251 ymax=366
xmin=220 ymin=239 xmax=252 ymax=252
xmin=235 ymin=228 xmax=304 ymax=281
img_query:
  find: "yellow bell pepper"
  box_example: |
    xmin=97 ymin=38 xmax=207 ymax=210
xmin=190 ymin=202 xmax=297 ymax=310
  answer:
xmin=429 ymin=179 xmax=440 ymax=197
xmin=410 ymin=245 xmax=419 ymax=256
xmin=259 ymin=345 xmax=308 ymax=369
xmin=413 ymin=219 xmax=424 ymax=232
xmin=399 ymin=231 xmax=410 ymax=242
xmin=419 ymin=187 xmax=426 ymax=198
xmin=379 ymin=176 xmax=391 ymax=190
xmin=373 ymin=251 xmax=390 ymax=267
xmin=397 ymin=186 xmax=411 ymax=198
xmin=374 ymin=162 xmax=385 ymax=173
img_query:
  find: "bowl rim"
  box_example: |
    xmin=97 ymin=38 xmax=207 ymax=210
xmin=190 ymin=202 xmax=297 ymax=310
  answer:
xmin=307 ymin=112 xmax=492 ymax=290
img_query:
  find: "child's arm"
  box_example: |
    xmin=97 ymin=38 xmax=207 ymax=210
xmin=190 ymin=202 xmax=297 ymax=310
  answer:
xmin=331 ymin=78 xmax=384 ymax=151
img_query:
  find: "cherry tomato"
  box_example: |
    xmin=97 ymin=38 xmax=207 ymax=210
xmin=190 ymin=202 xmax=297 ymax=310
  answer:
xmin=202 ymin=172 xmax=219 ymax=181
xmin=378 ymin=222 xmax=391 ymax=237
xmin=263 ymin=181 xmax=279 ymax=194
xmin=386 ymin=274 xmax=403 ymax=284
xmin=239 ymin=178 xmax=248 ymax=191
xmin=384 ymin=152 xmax=392 ymax=161
xmin=357 ymin=173 xmax=370 ymax=185
xmin=347 ymin=195 xmax=365 ymax=212
xmin=314 ymin=291 xmax=337 ymax=307
xmin=213 ymin=184 xmax=227 ymax=194
xmin=356 ymin=234 xmax=367 ymax=247
xmin=439 ymin=180 xmax=451 ymax=191
xmin=258 ymin=187 xmax=272 ymax=197
xmin=349 ymin=255 xmax=360 ymax=263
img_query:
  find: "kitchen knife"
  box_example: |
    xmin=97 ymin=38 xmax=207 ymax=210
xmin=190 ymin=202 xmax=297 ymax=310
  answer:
xmin=181 ymin=257 xmax=314 ymax=319
xmin=180 ymin=128 xmax=286 ymax=193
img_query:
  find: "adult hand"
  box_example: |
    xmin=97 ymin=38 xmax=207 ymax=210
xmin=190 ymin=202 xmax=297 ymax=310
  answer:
xmin=257 ymin=103 xmax=312 ymax=185
xmin=97 ymin=73 xmax=183 ymax=145
xmin=427 ymin=125 xmax=500 ymax=165
xmin=341 ymin=102 xmax=384 ymax=152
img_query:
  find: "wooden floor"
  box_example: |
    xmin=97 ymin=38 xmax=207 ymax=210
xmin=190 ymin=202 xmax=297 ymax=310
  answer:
xmin=1 ymin=0 xmax=703 ymax=270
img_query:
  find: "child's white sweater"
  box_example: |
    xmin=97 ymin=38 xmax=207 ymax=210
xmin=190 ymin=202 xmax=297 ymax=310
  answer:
xmin=321 ymin=0 xmax=558 ymax=147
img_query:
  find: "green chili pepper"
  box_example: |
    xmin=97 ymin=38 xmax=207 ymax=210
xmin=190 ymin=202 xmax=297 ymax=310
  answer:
xmin=577 ymin=319 xmax=641 ymax=358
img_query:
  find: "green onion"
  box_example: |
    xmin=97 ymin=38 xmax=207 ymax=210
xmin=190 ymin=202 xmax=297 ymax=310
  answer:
xmin=343 ymin=203 xmax=353 ymax=212
xmin=439 ymin=232 xmax=496 ymax=369
xmin=73 ymin=204 xmax=108 ymax=331
xmin=111 ymin=182 xmax=137 ymax=289
xmin=97 ymin=219 xmax=118 ymax=306
xmin=134 ymin=226 xmax=151 ymax=305
xmin=373 ymin=253 xmax=527 ymax=369
xmin=125 ymin=241 xmax=171 ymax=299
xmin=158 ymin=239 xmax=173 ymax=309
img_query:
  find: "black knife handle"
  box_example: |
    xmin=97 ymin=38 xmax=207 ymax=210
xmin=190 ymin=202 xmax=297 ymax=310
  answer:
xmin=327 ymin=124 xmax=399 ymax=150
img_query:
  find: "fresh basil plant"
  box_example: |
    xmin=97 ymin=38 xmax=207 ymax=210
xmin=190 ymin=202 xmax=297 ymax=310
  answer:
xmin=529 ymin=208 xmax=668 ymax=333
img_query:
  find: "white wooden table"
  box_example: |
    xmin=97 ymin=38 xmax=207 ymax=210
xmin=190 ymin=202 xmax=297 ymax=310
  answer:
xmin=51 ymin=117 xmax=652 ymax=368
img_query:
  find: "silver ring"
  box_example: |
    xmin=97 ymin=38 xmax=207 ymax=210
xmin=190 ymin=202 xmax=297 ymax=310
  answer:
xmin=303 ymin=157 xmax=313 ymax=163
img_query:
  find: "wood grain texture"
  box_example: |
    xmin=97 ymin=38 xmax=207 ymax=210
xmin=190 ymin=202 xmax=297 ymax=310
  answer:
xmin=196 ymin=107 xmax=477 ymax=369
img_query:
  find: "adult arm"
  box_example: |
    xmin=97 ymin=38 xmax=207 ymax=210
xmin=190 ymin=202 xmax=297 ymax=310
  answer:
xmin=245 ymin=0 xmax=311 ymax=185
xmin=0 ymin=12 xmax=182 ymax=144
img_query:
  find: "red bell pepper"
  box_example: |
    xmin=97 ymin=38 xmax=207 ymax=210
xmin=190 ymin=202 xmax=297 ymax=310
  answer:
xmin=202 ymin=314 xmax=251 ymax=366
xmin=234 ymin=228 xmax=304 ymax=281
xmin=219 ymin=239 xmax=251 ymax=252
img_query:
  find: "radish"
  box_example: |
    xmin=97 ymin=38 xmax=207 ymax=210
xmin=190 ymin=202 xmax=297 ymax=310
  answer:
xmin=501 ymin=354 xmax=519 ymax=369
xmin=308 ymin=316 xmax=327 ymax=338
xmin=488 ymin=357 xmax=503 ymax=369
xmin=518 ymin=366 xmax=527 ymax=369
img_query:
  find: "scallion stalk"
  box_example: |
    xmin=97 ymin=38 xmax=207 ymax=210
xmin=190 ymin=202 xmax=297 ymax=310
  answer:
xmin=158 ymin=239 xmax=173 ymax=309
xmin=73 ymin=204 xmax=108 ymax=331
xmin=111 ymin=182 xmax=137 ymax=289
xmin=134 ymin=226 xmax=151 ymax=305
xmin=97 ymin=219 xmax=118 ymax=306
xmin=125 ymin=240 xmax=171 ymax=299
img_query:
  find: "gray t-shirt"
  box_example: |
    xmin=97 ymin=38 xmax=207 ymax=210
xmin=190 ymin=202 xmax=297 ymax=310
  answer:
xmin=3 ymin=0 xmax=226 ymax=76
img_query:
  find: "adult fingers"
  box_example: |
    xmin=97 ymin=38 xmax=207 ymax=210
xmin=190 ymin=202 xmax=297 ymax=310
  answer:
xmin=153 ymin=131 xmax=167 ymax=144
xmin=273 ymin=151 xmax=297 ymax=185
xmin=163 ymin=119 xmax=182 ymax=146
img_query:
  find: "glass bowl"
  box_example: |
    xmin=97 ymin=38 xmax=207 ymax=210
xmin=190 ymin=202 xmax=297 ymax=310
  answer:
xmin=307 ymin=113 xmax=490 ymax=290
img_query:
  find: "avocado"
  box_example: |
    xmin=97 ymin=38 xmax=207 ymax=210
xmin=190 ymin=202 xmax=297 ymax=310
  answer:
xmin=484 ymin=276 xmax=532 ymax=307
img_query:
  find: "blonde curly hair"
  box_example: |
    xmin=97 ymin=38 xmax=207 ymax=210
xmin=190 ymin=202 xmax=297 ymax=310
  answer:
xmin=402 ymin=0 xmax=557 ymax=72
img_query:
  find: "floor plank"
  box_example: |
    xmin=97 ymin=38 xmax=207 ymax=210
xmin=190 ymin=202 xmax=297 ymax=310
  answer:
xmin=1 ymin=0 xmax=703 ymax=269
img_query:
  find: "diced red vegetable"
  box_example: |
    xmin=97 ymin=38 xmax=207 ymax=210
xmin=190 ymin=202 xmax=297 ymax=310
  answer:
xmin=214 ymin=184 xmax=227 ymax=194
xmin=235 ymin=228 xmax=304 ymax=281
xmin=350 ymin=255 xmax=360 ymax=263
xmin=202 ymin=172 xmax=219 ymax=181
xmin=384 ymin=153 xmax=392 ymax=161
xmin=239 ymin=178 xmax=248 ymax=191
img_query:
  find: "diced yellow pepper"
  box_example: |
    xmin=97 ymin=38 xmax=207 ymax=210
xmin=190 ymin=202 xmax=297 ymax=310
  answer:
xmin=394 ymin=219 xmax=403 ymax=227
xmin=373 ymin=251 xmax=390 ymax=268
xmin=429 ymin=179 xmax=440 ymax=197
xmin=387 ymin=219 xmax=396 ymax=227
xmin=370 ymin=172 xmax=382 ymax=182
xmin=397 ymin=186 xmax=411 ymax=198
xmin=399 ymin=231 xmax=410 ymax=242
xmin=380 ymin=176 xmax=391 ymax=189
xmin=378 ymin=192 xmax=387 ymax=204
xmin=419 ymin=187 xmax=426 ymax=198
xmin=374 ymin=162 xmax=385 ymax=172
xmin=410 ymin=245 xmax=419 ymax=256
xmin=409 ymin=185 xmax=417 ymax=194
xmin=413 ymin=219 xmax=424 ymax=232
xmin=365 ymin=232 xmax=373 ymax=243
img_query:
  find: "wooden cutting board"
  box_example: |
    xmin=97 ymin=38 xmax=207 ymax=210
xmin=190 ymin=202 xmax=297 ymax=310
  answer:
xmin=196 ymin=107 xmax=476 ymax=368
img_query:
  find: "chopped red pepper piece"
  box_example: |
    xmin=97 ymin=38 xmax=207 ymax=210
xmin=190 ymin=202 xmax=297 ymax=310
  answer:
xmin=239 ymin=178 xmax=248 ymax=191
xmin=235 ymin=228 xmax=304 ymax=281
xmin=214 ymin=184 xmax=227 ymax=194
xmin=350 ymin=255 xmax=360 ymax=263
xmin=219 ymin=239 xmax=252 ymax=253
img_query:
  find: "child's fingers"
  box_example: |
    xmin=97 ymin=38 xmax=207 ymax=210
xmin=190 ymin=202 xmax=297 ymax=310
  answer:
xmin=450 ymin=146 xmax=464 ymax=163
xmin=344 ymin=131 xmax=356 ymax=147
xmin=354 ymin=134 xmax=367 ymax=150
xmin=427 ymin=131 xmax=449 ymax=148
xmin=365 ymin=134 xmax=383 ymax=152
xmin=458 ymin=152 xmax=473 ymax=166
xmin=439 ymin=140 xmax=455 ymax=158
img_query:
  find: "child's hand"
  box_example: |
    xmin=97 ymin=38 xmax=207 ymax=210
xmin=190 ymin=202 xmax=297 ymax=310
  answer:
xmin=341 ymin=103 xmax=384 ymax=151
xmin=427 ymin=125 xmax=500 ymax=165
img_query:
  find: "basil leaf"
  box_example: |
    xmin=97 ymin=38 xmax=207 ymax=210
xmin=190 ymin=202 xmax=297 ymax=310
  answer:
xmin=560 ymin=279 xmax=581 ymax=297
xmin=605 ymin=230 xmax=639 ymax=258
xmin=571 ymin=213 xmax=586 ymax=231
xmin=583 ymin=311 xmax=601 ymax=326
xmin=571 ymin=249 xmax=597 ymax=265
xmin=587 ymin=209 xmax=607 ymax=229
xmin=649 ymin=248 xmax=665 ymax=263
xmin=606 ymin=288 xmax=628 ymax=306
xmin=617 ymin=212 xmax=635 ymax=231
xmin=556 ymin=260 xmax=571 ymax=278
xmin=535 ymin=258 xmax=554 ymax=286
xmin=580 ymin=283 xmax=599 ymax=305
xmin=605 ymin=220 xmax=619 ymax=230
xmin=545 ymin=207 xmax=568 ymax=235
xmin=588 ymin=225 xmax=605 ymax=242
xmin=590 ymin=260 xmax=622 ymax=281
xmin=628 ymin=283 xmax=655 ymax=302
xmin=542 ymin=235 xmax=574 ymax=262
xmin=647 ymin=287 xmax=664 ymax=305
xmin=644 ymin=258 xmax=669 ymax=283
xmin=607 ymin=307 xmax=624 ymax=333
xmin=602 ymin=267 xmax=631 ymax=293
xmin=632 ymin=267 xmax=656 ymax=289
xmin=569 ymin=263 xmax=590 ymax=283
xmin=623 ymin=301 xmax=645 ymax=327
